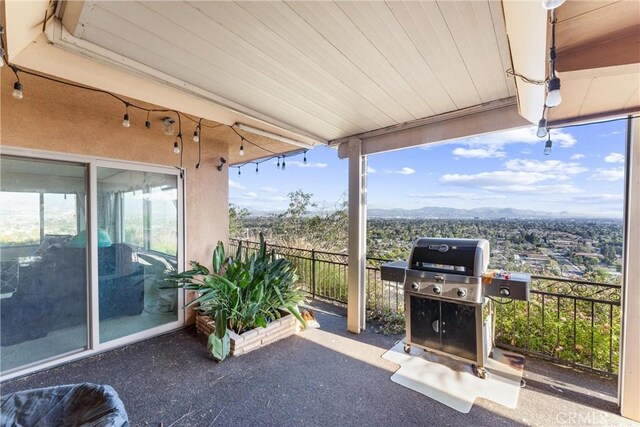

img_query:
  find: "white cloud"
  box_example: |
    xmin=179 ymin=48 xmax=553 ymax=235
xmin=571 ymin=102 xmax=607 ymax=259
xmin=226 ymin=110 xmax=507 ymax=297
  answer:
xmin=504 ymin=159 xmax=587 ymax=175
xmin=367 ymin=166 xmax=377 ymax=174
xmin=385 ymin=167 xmax=416 ymax=175
xmin=287 ymin=161 xmax=328 ymax=169
xmin=229 ymin=180 xmax=246 ymax=190
xmin=573 ymin=194 xmax=624 ymax=203
xmin=570 ymin=153 xmax=585 ymax=160
xmin=398 ymin=167 xmax=415 ymax=175
xmin=445 ymin=127 xmax=577 ymax=149
xmin=599 ymin=130 xmax=623 ymax=137
xmin=261 ymin=186 xmax=278 ymax=193
xmin=481 ymin=184 xmax=583 ymax=194
xmin=236 ymin=192 xmax=258 ymax=199
xmin=407 ymin=192 xmax=507 ymax=200
xmin=439 ymin=169 xmax=585 ymax=194
xmin=452 ymin=147 xmax=505 ymax=159
xmin=590 ymin=167 xmax=624 ymax=182
xmin=604 ymin=152 xmax=624 ymax=163
xmin=441 ymin=171 xmax=552 ymax=186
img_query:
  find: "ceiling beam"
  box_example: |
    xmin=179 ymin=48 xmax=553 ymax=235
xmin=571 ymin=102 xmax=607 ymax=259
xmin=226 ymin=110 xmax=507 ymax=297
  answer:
xmin=501 ymin=0 xmax=548 ymax=125
xmin=337 ymin=102 xmax=529 ymax=159
xmin=556 ymin=28 xmax=640 ymax=73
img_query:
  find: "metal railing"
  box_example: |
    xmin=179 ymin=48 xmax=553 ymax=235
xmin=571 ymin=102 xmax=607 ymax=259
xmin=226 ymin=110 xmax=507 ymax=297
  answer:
xmin=229 ymin=239 xmax=621 ymax=375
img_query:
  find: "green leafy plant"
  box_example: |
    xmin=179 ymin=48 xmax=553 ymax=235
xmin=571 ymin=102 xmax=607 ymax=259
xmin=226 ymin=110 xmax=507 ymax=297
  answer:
xmin=367 ymin=308 xmax=405 ymax=335
xmin=165 ymin=233 xmax=306 ymax=361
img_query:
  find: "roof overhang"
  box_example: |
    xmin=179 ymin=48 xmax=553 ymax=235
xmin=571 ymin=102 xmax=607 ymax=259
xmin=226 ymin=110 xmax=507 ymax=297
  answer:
xmin=3 ymin=1 xmax=638 ymax=164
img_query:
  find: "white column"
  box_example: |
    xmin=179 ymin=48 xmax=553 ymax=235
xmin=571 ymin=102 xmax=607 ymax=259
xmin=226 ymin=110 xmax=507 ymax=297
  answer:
xmin=620 ymin=116 xmax=640 ymax=422
xmin=347 ymin=138 xmax=367 ymax=333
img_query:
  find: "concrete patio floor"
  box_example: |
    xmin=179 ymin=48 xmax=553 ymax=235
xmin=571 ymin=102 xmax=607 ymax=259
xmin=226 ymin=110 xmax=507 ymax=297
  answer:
xmin=1 ymin=301 xmax=634 ymax=427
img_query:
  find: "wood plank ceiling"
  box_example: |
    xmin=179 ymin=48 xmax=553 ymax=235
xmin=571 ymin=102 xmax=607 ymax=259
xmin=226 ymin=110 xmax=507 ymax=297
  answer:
xmin=550 ymin=0 xmax=640 ymax=123
xmin=68 ymin=1 xmax=516 ymax=143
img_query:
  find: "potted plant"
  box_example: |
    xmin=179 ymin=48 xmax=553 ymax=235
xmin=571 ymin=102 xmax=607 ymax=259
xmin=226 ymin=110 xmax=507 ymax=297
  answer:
xmin=165 ymin=234 xmax=306 ymax=361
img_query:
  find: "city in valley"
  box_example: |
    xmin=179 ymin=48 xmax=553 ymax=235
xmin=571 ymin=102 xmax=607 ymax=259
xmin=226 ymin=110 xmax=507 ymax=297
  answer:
xmin=231 ymin=201 xmax=623 ymax=284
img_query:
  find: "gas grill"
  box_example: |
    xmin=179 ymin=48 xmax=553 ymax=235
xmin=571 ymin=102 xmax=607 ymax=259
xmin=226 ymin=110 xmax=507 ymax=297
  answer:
xmin=381 ymin=237 xmax=530 ymax=378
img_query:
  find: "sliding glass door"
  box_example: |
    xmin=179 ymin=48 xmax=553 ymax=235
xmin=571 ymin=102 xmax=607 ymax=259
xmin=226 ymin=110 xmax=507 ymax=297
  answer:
xmin=0 ymin=154 xmax=183 ymax=377
xmin=0 ymin=157 xmax=88 ymax=372
xmin=96 ymin=166 xmax=179 ymax=343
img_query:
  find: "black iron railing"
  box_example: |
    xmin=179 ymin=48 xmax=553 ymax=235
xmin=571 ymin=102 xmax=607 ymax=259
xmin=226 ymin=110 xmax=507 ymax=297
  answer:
xmin=229 ymin=239 xmax=621 ymax=375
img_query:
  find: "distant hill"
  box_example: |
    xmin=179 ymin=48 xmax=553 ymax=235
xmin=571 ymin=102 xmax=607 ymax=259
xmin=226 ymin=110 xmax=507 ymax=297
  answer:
xmin=367 ymin=206 xmax=583 ymax=219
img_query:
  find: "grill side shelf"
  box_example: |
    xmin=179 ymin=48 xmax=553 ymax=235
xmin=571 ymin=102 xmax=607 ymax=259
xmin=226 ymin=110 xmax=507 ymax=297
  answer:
xmin=380 ymin=260 xmax=408 ymax=283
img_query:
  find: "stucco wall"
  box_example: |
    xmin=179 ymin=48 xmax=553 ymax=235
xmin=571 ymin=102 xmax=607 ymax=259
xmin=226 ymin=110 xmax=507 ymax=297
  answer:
xmin=0 ymin=67 xmax=229 ymax=271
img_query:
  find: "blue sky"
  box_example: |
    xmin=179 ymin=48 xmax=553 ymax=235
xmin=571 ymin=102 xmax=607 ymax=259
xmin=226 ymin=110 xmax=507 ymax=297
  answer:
xmin=229 ymin=119 xmax=627 ymax=218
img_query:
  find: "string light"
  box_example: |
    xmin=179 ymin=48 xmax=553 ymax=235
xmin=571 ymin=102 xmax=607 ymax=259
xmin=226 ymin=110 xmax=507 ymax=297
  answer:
xmin=193 ymin=124 xmax=200 ymax=143
xmin=229 ymin=148 xmax=309 ymax=174
xmin=173 ymin=133 xmax=182 ymax=154
xmin=544 ymin=135 xmax=553 ymax=155
xmin=546 ymin=77 xmax=561 ymax=107
xmin=537 ymin=117 xmax=548 ymax=138
xmin=239 ymin=137 xmax=245 ymax=156
xmin=542 ymin=0 xmax=565 ymax=10
xmin=545 ymin=10 xmax=561 ymax=108
xmin=12 ymin=81 xmax=23 ymax=100
xmin=303 ymin=151 xmax=307 ymax=164
xmin=238 ymin=167 xmax=241 ymax=176
xmin=122 ymin=103 xmax=131 ymax=128
xmin=195 ymin=119 xmax=203 ymax=169
xmin=0 ymin=36 xmax=290 ymax=163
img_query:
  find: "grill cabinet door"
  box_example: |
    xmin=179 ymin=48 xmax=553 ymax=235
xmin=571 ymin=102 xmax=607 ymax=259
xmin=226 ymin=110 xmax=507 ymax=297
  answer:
xmin=440 ymin=302 xmax=477 ymax=362
xmin=408 ymin=295 xmax=440 ymax=350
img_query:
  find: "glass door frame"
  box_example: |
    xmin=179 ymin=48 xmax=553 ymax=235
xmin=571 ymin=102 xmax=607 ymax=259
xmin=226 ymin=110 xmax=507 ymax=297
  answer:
xmin=0 ymin=146 xmax=186 ymax=381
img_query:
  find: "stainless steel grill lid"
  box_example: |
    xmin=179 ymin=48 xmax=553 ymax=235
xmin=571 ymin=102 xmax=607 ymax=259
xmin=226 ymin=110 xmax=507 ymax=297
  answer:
xmin=408 ymin=238 xmax=490 ymax=277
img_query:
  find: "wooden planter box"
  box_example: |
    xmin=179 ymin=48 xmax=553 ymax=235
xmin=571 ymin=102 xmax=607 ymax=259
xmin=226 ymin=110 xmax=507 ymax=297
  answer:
xmin=195 ymin=311 xmax=298 ymax=356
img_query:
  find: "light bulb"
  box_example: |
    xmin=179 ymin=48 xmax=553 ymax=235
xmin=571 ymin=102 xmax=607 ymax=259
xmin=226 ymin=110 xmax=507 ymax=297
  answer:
xmin=238 ymin=168 xmax=241 ymax=176
xmin=193 ymin=128 xmax=200 ymax=143
xmin=173 ymin=141 xmax=180 ymax=154
xmin=544 ymin=137 xmax=553 ymax=155
xmin=545 ymin=77 xmax=562 ymax=107
xmin=542 ymin=0 xmax=565 ymax=10
xmin=255 ymin=164 xmax=259 ymax=174
xmin=145 ymin=120 xmax=151 ymax=129
xmin=163 ymin=118 xmax=175 ymax=136
xmin=239 ymin=145 xmax=244 ymax=156
xmin=12 ymin=81 xmax=23 ymax=100
xmin=122 ymin=113 xmax=130 ymax=128
xmin=282 ymin=159 xmax=286 ymax=170
xmin=303 ymin=152 xmax=307 ymax=164
xmin=536 ymin=118 xmax=548 ymax=138
xmin=276 ymin=158 xmax=280 ymax=168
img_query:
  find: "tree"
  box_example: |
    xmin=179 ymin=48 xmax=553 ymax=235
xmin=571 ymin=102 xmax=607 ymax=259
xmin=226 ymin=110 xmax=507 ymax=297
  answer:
xmin=229 ymin=204 xmax=250 ymax=238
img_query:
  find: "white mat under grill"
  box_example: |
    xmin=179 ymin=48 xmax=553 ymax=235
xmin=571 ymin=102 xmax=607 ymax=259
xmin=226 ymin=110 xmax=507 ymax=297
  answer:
xmin=381 ymin=342 xmax=525 ymax=413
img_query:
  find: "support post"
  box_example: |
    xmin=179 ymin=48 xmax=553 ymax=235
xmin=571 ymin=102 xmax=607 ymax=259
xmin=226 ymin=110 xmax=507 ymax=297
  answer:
xmin=311 ymin=249 xmax=316 ymax=299
xmin=620 ymin=116 xmax=640 ymax=422
xmin=347 ymin=138 xmax=367 ymax=333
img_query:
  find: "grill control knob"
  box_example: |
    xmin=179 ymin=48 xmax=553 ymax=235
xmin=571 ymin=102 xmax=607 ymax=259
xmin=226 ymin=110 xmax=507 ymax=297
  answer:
xmin=411 ymin=282 xmax=419 ymax=290
xmin=457 ymin=288 xmax=467 ymax=298
xmin=432 ymin=285 xmax=442 ymax=295
xmin=500 ymin=287 xmax=510 ymax=297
